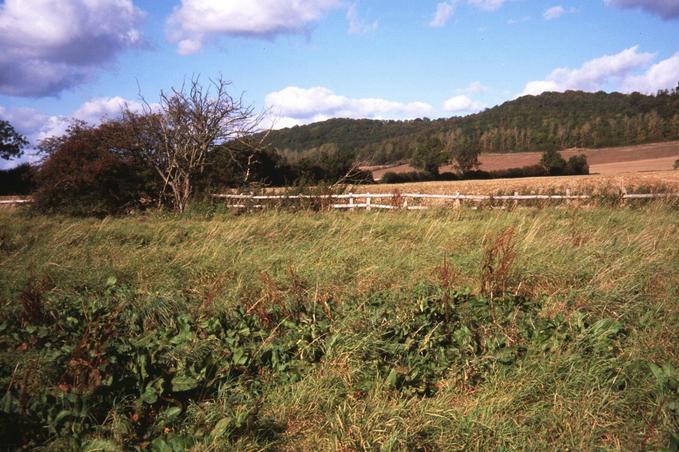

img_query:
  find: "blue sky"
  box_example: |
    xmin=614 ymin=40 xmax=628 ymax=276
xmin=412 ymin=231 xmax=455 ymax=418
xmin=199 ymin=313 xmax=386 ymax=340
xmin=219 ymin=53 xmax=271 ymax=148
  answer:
xmin=1 ymin=0 xmax=679 ymax=167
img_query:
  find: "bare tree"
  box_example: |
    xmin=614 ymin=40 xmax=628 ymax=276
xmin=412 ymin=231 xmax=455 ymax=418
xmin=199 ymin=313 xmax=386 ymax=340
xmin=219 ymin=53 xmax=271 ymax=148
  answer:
xmin=124 ymin=76 xmax=264 ymax=212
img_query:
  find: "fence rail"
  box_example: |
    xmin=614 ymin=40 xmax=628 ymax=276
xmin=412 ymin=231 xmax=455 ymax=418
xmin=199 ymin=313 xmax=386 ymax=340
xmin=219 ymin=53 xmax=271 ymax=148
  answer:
xmin=213 ymin=191 xmax=679 ymax=210
xmin=0 ymin=198 xmax=32 ymax=205
xmin=2 ymin=192 xmax=678 ymax=209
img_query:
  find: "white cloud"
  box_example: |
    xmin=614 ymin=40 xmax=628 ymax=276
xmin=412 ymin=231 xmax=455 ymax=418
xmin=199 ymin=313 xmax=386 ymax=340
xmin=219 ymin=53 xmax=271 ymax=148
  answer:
xmin=622 ymin=52 xmax=679 ymax=93
xmin=430 ymin=1 xmax=459 ymax=27
xmin=521 ymin=46 xmax=655 ymax=95
xmin=0 ymin=96 xmax=145 ymax=152
xmin=544 ymin=6 xmax=566 ymax=20
xmin=468 ymin=0 xmax=506 ymax=11
xmin=429 ymin=0 xmax=507 ymax=28
xmin=0 ymin=0 xmax=144 ymax=97
xmin=443 ymin=95 xmax=485 ymax=114
xmin=264 ymin=86 xmax=433 ymax=129
xmin=605 ymin=0 xmax=679 ymax=19
xmin=347 ymin=4 xmax=378 ymax=35
xmin=72 ymin=96 xmax=146 ymax=123
xmin=167 ymin=0 xmax=341 ymax=55
xmin=522 ymin=80 xmax=560 ymax=96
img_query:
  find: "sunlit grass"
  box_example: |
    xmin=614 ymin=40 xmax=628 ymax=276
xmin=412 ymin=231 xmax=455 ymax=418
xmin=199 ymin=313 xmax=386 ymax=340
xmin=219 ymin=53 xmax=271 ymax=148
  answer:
xmin=1 ymin=205 xmax=677 ymax=449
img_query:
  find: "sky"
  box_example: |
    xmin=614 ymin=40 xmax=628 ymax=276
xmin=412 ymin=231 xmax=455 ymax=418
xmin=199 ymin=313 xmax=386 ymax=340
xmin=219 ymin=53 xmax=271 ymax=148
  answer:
xmin=1 ymin=0 xmax=679 ymax=168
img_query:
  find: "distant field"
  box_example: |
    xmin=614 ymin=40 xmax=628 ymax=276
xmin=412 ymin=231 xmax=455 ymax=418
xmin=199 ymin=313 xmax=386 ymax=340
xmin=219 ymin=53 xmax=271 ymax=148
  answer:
xmin=368 ymin=141 xmax=679 ymax=180
xmin=351 ymin=170 xmax=679 ymax=196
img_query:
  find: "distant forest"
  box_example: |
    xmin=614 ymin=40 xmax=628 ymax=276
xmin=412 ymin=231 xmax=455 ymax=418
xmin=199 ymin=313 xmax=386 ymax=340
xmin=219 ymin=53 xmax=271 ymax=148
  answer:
xmin=264 ymin=87 xmax=679 ymax=165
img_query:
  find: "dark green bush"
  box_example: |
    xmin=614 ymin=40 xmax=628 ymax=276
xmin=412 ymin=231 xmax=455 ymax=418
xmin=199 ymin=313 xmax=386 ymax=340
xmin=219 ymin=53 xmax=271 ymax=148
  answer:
xmin=381 ymin=171 xmax=436 ymax=184
xmin=566 ymin=154 xmax=590 ymax=175
xmin=540 ymin=148 xmax=568 ymax=176
xmin=0 ymin=163 xmax=35 ymax=195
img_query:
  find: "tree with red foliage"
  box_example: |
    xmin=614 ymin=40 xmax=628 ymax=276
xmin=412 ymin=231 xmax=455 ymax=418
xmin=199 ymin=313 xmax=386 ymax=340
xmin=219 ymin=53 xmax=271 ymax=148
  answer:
xmin=34 ymin=122 xmax=152 ymax=216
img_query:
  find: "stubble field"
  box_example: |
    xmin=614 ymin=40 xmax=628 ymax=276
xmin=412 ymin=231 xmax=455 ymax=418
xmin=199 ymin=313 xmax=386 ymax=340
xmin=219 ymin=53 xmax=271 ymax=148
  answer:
xmin=367 ymin=141 xmax=679 ymax=182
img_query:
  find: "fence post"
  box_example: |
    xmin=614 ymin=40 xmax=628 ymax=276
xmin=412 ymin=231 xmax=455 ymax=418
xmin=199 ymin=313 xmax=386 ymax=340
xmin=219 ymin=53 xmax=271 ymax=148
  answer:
xmin=403 ymin=196 xmax=408 ymax=210
xmin=366 ymin=195 xmax=372 ymax=211
xmin=349 ymin=193 xmax=354 ymax=211
xmin=514 ymin=191 xmax=519 ymax=209
xmin=621 ymin=187 xmax=627 ymax=207
xmin=454 ymin=192 xmax=461 ymax=209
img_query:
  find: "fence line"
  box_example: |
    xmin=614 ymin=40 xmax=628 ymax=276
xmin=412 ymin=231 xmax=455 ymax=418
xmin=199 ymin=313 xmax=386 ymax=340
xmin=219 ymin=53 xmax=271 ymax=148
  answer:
xmin=213 ymin=191 xmax=679 ymax=210
xmin=2 ymin=192 xmax=678 ymax=208
xmin=212 ymin=192 xmax=595 ymax=201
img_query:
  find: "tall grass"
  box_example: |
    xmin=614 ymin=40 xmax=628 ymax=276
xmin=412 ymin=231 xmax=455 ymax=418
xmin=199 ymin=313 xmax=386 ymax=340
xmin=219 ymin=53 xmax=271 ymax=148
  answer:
xmin=1 ymin=206 xmax=678 ymax=449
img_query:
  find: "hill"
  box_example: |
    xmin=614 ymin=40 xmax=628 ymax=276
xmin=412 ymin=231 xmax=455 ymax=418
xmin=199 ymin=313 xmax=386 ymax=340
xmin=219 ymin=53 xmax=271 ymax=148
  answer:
xmin=264 ymin=88 xmax=679 ymax=165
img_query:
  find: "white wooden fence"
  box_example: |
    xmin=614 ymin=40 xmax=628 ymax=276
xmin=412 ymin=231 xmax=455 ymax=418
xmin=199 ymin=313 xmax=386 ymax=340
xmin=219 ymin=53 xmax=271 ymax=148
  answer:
xmin=213 ymin=191 xmax=679 ymax=210
xmin=2 ymin=192 xmax=677 ymax=209
xmin=0 ymin=198 xmax=32 ymax=205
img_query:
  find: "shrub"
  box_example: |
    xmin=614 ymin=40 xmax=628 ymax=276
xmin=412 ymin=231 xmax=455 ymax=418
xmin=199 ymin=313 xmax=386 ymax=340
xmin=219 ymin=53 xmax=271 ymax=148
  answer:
xmin=461 ymin=169 xmax=493 ymax=180
xmin=197 ymin=146 xmax=293 ymax=191
xmin=540 ymin=148 xmax=567 ymax=176
xmin=566 ymin=154 xmax=590 ymax=175
xmin=674 ymin=159 xmax=679 ymax=170
xmin=381 ymin=171 xmax=435 ymax=184
xmin=33 ymin=125 xmax=153 ymax=216
xmin=489 ymin=164 xmax=548 ymax=179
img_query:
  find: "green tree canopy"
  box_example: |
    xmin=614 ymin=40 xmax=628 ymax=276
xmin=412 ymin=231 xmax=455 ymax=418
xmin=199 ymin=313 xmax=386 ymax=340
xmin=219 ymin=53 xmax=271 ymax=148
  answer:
xmin=0 ymin=120 xmax=28 ymax=160
xmin=410 ymin=135 xmax=447 ymax=175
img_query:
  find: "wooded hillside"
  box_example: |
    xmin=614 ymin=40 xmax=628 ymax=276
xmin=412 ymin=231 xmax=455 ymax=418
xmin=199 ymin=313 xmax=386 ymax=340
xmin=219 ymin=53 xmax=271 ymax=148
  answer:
xmin=264 ymin=88 xmax=679 ymax=165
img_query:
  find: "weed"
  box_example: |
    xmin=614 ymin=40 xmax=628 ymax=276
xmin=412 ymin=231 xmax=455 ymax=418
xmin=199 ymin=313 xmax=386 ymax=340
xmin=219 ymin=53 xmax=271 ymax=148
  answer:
xmin=480 ymin=227 xmax=517 ymax=297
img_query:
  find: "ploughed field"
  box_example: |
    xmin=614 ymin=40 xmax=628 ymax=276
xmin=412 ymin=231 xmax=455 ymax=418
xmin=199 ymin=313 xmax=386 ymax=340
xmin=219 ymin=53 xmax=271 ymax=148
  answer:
xmin=367 ymin=140 xmax=679 ymax=180
xmin=1 ymin=206 xmax=678 ymax=450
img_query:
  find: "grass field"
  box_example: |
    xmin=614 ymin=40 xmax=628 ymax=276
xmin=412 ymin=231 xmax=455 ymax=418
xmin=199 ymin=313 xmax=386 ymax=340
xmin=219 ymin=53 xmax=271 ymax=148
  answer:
xmin=1 ymin=205 xmax=678 ymax=450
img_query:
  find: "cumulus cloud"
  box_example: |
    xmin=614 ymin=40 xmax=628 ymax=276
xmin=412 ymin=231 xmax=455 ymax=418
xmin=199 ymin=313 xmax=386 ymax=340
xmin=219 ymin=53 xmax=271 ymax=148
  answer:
xmin=0 ymin=0 xmax=144 ymax=97
xmin=442 ymin=95 xmax=485 ymax=114
xmin=0 ymin=96 xmax=146 ymax=155
xmin=72 ymin=96 xmax=145 ymax=123
xmin=622 ymin=52 xmax=679 ymax=93
xmin=429 ymin=0 xmax=506 ymax=27
xmin=544 ymin=6 xmax=566 ymax=20
xmin=521 ymin=46 xmax=655 ymax=95
xmin=167 ymin=0 xmax=341 ymax=55
xmin=347 ymin=3 xmax=378 ymax=35
xmin=605 ymin=0 xmax=679 ymax=19
xmin=430 ymin=1 xmax=459 ymax=27
xmin=264 ymin=86 xmax=432 ymax=129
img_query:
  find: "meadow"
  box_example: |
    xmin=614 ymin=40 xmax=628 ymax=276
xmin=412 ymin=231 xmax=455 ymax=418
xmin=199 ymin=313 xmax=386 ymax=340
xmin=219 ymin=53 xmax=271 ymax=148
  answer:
xmin=1 ymin=203 xmax=678 ymax=450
